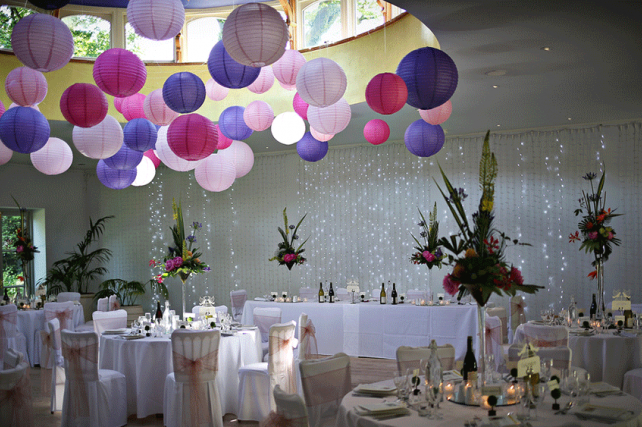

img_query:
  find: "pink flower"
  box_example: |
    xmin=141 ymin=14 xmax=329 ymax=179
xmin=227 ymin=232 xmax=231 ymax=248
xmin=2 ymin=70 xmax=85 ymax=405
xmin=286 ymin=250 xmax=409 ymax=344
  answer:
xmin=165 ymin=259 xmax=174 ymax=271
xmin=607 ymin=231 xmax=614 ymax=240
xmin=283 ymin=253 xmax=297 ymax=263
xmin=443 ymin=274 xmax=460 ymax=296
xmin=588 ymin=231 xmax=598 ymax=240
xmin=423 ymin=251 xmax=435 ymax=262
xmin=173 ymin=256 xmax=183 ymax=268
xmin=16 ymin=245 xmax=24 ymax=253
xmin=509 ymin=267 xmax=524 ymax=286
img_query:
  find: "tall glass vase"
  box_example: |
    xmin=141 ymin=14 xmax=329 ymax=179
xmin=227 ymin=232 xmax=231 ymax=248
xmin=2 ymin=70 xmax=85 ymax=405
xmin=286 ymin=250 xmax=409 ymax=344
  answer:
xmin=477 ymin=304 xmax=486 ymax=387
xmin=179 ymin=272 xmax=190 ymax=319
xmin=595 ymin=258 xmax=605 ymax=319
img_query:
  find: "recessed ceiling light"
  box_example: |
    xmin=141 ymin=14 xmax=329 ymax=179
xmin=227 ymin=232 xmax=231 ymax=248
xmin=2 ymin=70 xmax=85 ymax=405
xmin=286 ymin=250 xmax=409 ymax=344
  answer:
xmin=496 ymin=124 xmax=501 ymax=127
xmin=492 ymin=85 xmax=499 ymax=89
xmin=541 ymin=46 xmax=551 ymax=51
xmin=567 ymin=117 xmax=572 ymax=121
xmin=486 ymin=69 xmax=507 ymax=76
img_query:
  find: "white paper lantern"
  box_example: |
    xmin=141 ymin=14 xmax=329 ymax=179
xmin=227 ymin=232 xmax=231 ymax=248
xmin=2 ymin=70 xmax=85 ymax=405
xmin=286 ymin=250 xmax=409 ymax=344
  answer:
xmin=243 ymin=100 xmax=274 ymax=131
xmin=271 ymin=112 xmax=306 ymax=145
xmin=154 ymin=126 xmax=202 ymax=172
xmin=0 ymin=139 xmax=13 ymax=165
xmin=194 ymin=153 xmax=236 ymax=192
xmin=127 ymin=0 xmax=185 ymax=41
xmin=30 ymin=137 xmax=73 ymax=175
xmin=222 ymin=3 xmax=288 ymax=67
xmin=310 ymin=126 xmax=334 ymax=142
xmin=205 ymin=78 xmax=230 ymax=101
xmin=247 ymin=66 xmax=275 ymax=94
xmin=72 ymin=115 xmax=123 ymax=159
xmin=131 ymin=156 xmax=156 ymax=186
xmin=5 ymin=67 xmax=47 ymax=106
xmin=142 ymin=89 xmax=178 ymax=126
xmin=217 ymin=140 xmax=254 ymax=178
xmin=419 ymin=100 xmax=453 ymax=125
xmin=296 ymin=58 xmax=347 ymax=107
xmin=272 ymin=49 xmax=306 ymax=87
xmin=307 ymin=98 xmax=351 ymax=135
xmin=11 ymin=14 xmax=74 ymax=72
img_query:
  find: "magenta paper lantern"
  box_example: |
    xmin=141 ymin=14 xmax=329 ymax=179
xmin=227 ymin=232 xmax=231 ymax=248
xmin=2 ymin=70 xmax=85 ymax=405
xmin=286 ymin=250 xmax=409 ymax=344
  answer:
xmin=131 ymin=156 xmax=156 ymax=186
xmin=293 ymin=93 xmax=309 ymax=121
xmin=143 ymin=89 xmax=179 ymax=126
xmin=72 ymin=115 xmax=123 ymax=159
xmin=364 ymin=119 xmax=390 ymax=145
xmin=307 ymin=98 xmax=351 ymax=135
xmin=121 ymin=93 xmax=147 ymax=121
xmin=5 ymin=67 xmax=48 ymax=107
xmin=60 ymin=83 xmax=108 ymax=128
xmin=247 ymin=66 xmax=275 ymax=94
xmin=296 ymin=58 xmax=347 ymax=107
xmin=272 ymin=49 xmax=306 ymax=87
xmin=127 ymin=0 xmax=185 ymax=41
xmin=0 ymin=107 xmax=50 ymax=154
xmin=218 ymin=106 xmax=253 ymax=140
xmin=93 ymin=48 xmax=147 ymax=97
xmin=271 ymin=112 xmax=305 ymax=145
xmin=243 ymin=100 xmax=274 ymax=132
xmin=310 ymin=127 xmax=334 ymax=142
xmin=168 ymin=113 xmax=217 ymax=161
xmin=365 ymin=73 xmax=408 ymax=115
xmin=205 ymin=78 xmax=229 ymax=101
xmin=207 ymin=40 xmax=260 ymax=89
xmin=420 ymin=100 xmax=452 ymax=125
xmin=123 ymin=118 xmax=157 ymax=152
xmin=11 ymin=14 xmax=73 ymax=72
xmin=404 ymin=120 xmax=445 ymax=157
xmin=163 ymin=72 xmax=206 ymax=114
xmin=30 ymin=137 xmax=73 ymax=175
xmin=0 ymin=138 xmax=12 ymax=165
xmin=217 ymin=140 xmax=254 ymax=178
xmin=215 ymin=124 xmax=233 ymax=150
xmin=154 ymin=126 xmax=202 ymax=172
xmin=103 ymin=142 xmax=144 ymax=170
xmin=194 ymin=154 xmax=236 ymax=192
xmin=297 ymin=132 xmax=328 ymax=162
xmin=144 ymin=149 xmax=161 ymax=168
xmin=97 ymin=160 xmax=136 ymax=190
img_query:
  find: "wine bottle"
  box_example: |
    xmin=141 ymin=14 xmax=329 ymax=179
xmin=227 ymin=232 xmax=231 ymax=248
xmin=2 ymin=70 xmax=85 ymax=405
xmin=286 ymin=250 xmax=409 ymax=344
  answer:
xmin=2 ymin=289 xmax=9 ymax=303
xmin=380 ymin=283 xmax=386 ymax=304
xmin=462 ymin=335 xmax=477 ymax=383
xmin=624 ymin=308 xmax=634 ymax=328
xmin=155 ymin=301 xmax=163 ymax=320
xmin=568 ymin=295 xmax=577 ymax=323
xmin=590 ymin=293 xmax=597 ymax=319
xmin=328 ymin=282 xmax=335 ymax=303
xmin=391 ymin=283 xmax=398 ymax=305
xmin=526 ymin=343 xmax=540 ymax=397
xmin=318 ymin=282 xmax=325 ymax=303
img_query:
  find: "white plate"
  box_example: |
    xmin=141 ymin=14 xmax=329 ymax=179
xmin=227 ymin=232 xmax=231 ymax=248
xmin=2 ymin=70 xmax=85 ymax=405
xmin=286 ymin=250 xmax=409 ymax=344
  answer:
xmin=103 ymin=328 xmax=130 ymax=335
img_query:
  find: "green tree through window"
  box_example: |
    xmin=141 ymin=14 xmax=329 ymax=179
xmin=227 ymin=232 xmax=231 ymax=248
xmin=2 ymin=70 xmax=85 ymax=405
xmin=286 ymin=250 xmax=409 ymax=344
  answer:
xmin=1 ymin=213 xmax=25 ymax=299
xmin=0 ymin=6 xmax=35 ymax=49
xmin=304 ymin=0 xmax=341 ymax=47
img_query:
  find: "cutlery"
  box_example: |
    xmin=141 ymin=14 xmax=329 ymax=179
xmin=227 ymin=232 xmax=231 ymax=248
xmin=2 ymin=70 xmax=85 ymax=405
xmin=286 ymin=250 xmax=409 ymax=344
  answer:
xmin=555 ymin=402 xmax=573 ymax=414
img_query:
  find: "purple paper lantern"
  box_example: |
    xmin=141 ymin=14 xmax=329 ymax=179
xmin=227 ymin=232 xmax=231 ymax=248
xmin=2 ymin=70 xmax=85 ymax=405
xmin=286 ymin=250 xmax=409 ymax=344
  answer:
xmin=11 ymin=14 xmax=74 ymax=72
xmin=0 ymin=106 xmax=50 ymax=154
xmin=123 ymin=118 xmax=158 ymax=152
xmin=297 ymin=132 xmax=328 ymax=162
xmin=97 ymin=160 xmax=137 ymax=190
xmin=162 ymin=72 xmax=206 ymax=114
xmin=404 ymin=120 xmax=445 ymax=157
xmin=127 ymin=0 xmax=185 ymax=41
xmin=207 ymin=40 xmax=260 ymax=89
xmin=396 ymin=46 xmax=458 ymax=110
xmin=103 ymin=143 xmax=144 ymax=170
xmin=93 ymin=48 xmax=147 ymax=98
xmin=218 ymin=106 xmax=253 ymax=141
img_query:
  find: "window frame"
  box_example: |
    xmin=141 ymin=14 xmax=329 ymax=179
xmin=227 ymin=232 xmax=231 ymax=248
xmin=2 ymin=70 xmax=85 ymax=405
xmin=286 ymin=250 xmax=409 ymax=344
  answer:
xmin=1 ymin=208 xmax=35 ymax=298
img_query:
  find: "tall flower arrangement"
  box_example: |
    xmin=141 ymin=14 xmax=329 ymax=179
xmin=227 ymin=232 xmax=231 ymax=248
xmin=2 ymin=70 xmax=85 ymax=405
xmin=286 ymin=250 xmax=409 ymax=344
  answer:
xmin=11 ymin=196 xmax=39 ymax=296
xmin=410 ymin=203 xmax=446 ymax=269
xmin=269 ymin=208 xmax=309 ymax=270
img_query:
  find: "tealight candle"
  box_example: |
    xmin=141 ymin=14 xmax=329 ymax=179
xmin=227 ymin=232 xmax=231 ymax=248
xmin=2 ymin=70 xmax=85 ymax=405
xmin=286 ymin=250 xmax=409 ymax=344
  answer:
xmin=481 ymin=395 xmax=491 ymax=410
xmin=420 ymin=299 xmax=426 ymax=306
xmin=445 ymin=300 xmax=451 ymax=305
xmin=286 ymin=297 xmax=291 ymax=303
xmin=444 ymin=381 xmax=454 ymax=393
xmin=506 ymin=383 xmax=516 ymax=399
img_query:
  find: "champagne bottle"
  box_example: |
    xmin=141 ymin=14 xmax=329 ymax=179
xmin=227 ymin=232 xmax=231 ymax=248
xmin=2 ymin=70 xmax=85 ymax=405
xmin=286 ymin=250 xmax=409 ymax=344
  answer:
xmin=590 ymin=293 xmax=597 ymax=319
xmin=155 ymin=301 xmax=163 ymax=320
xmin=328 ymin=282 xmax=335 ymax=303
xmin=526 ymin=343 xmax=540 ymax=397
xmin=391 ymin=283 xmax=398 ymax=305
xmin=568 ymin=295 xmax=577 ymax=323
xmin=318 ymin=282 xmax=325 ymax=303
xmin=380 ymin=283 xmax=386 ymax=304
xmin=462 ymin=335 xmax=477 ymax=383
xmin=624 ymin=308 xmax=634 ymax=328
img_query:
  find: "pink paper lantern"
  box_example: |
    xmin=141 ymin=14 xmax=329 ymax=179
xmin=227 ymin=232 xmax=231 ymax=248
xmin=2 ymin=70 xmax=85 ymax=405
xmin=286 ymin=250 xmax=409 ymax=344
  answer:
xmin=205 ymin=78 xmax=229 ymax=101
xmin=30 ymin=137 xmax=73 ymax=175
xmin=5 ymin=67 xmax=48 ymax=107
xmin=296 ymin=58 xmax=347 ymax=107
xmin=0 ymin=139 xmax=13 ymax=165
xmin=194 ymin=154 xmax=236 ymax=192
xmin=215 ymin=124 xmax=233 ymax=150
xmin=247 ymin=67 xmax=275 ymax=94
xmin=72 ymin=115 xmax=123 ymax=159
xmin=131 ymin=156 xmax=156 ymax=186
xmin=143 ymin=89 xmax=179 ymax=126
xmin=114 ymin=97 xmax=125 ymax=113
xmin=365 ymin=72 xmax=408 ymax=115
xmin=121 ymin=93 xmax=147 ymax=121
xmin=307 ymin=98 xmax=352 ymax=135
xmin=293 ymin=93 xmax=309 ymax=121
xmin=0 ymin=99 xmax=4 ymax=118
xmin=243 ymin=100 xmax=274 ymax=131
xmin=310 ymin=127 xmax=334 ymax=142
xmin=217 ymin=140 xmax=254 ymax=178
xmin=154 ymin=126 xmax=202 ymax=172
xmin=93 ymin=48 xmax=147 ymax=97
xmin=364 ymin=119 xmax=390 ymax=145
xmin=144 ymin=149 xmax=161 ymax=168
xmin=60 ymin=83 xmax=108 ymax=128
xmin=11 ymin=14 xmax=74 ymax=72
xmin=167 ymin=114 xmax=218 ymax=161
xmin=272 ymin=49 xmax=306 ymax=87
xmin=127 ymin=0 xmax=185 ymax=41
xmin=279 ymin=81 xmax=297 ymax=91
xmin=419 ymin=100 xmax=453 ymax=125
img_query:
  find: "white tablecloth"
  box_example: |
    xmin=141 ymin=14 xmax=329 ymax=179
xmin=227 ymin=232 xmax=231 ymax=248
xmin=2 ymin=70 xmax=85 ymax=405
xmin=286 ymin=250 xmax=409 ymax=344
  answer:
xmin=99 ymin=328 xmax=262 ymax=418
xmin=16 ymin=305 xmax=85 ymax=366
xmin=241 ymin=301 xmax=478 ymax=360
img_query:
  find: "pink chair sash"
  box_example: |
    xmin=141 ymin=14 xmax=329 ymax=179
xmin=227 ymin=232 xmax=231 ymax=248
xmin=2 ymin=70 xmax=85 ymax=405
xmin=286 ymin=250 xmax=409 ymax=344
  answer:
xmin=62 ymin=341 xmax=98 ymax=418
xmin=511 ymin=298 xmax=527 ymax=324
xmin=109 ymin=299 xmax=120 ymax=311
xmin=485 ymin=320 xmax=502 ymax=354
xmin=40 ymin=330 xmax=53 ymax=393
xmin=173 ymin=349 xmax=218 ymax=427
xmin=301 ymin=365 xmax=351 ymax=407
xmin=301 ymin=319 xmax=318 ymax=359
xmin=46 ymin=309 xmax=73 ymax=332
xmin=269 ymin=335 xmax=297 ymax=393
xmin=0 ymin=309 xmax=17 ymax=342
xmin=260 ymin=411 xmax=306 ymax=427
xmin=0 ymin=366 xmax=33 ymax=427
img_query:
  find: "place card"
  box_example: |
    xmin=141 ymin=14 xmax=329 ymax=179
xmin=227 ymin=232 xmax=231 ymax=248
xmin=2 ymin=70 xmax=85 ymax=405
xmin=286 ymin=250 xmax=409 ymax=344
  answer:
xmin=481 ymin=385 xmax=502 ymax=397
xmin=614 ymin=315 xmax=625 ymax=325
xmin=612 ymin=300 xmax=631 ymax=311
xmin=548 ymin=379 xmax=559 ymax=390
xmin=517 ymin=356 xmax=540 ymax=377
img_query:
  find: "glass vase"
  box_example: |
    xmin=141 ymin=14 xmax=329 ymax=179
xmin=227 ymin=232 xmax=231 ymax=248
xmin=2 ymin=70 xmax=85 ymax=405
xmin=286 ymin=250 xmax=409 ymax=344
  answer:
xmin=477 ymin=304 xmax=486 ymax=387
xmin=179 ymin=272 xmax=190 ymax=318
xmin=595 ymin=258 xmax=605 ymax=319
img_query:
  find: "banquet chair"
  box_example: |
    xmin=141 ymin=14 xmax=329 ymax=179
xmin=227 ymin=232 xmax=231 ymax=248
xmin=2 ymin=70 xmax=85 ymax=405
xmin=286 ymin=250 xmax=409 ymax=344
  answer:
xmin=254 ymin=307 xmax=283 ymax=359
xmin=623 ymin=369 xmax=642 ymax=402
xmin=299 ymin=352 xmax=352 ymax=427
xmin=57 ymin=292 xmax=81 ymax=303
xmin=396 ymin=343 xmax=456 ymax=373
xmin=485 ymin=315 xmax=504 ymax=372
xmin=406 ymin=289 xmax=427 ymax=302
xmin=39 ymin=329 xmax=54 ymax=395
xmin=0 ymin=357 xmax=33 ymax=427
xmin=3 ymin=347 xmax=24 ymax=369
xmin=47 ymin=319 xmax=65 ymax=413
xmin=509 ymin=295 xmax=527 ymax=342
xmin=96 ymin=297 xmax=109 ymax=312
xmin=299 ymin=287 xmax=317 ymax=301
xmin=298 ymin=313 xmax=318 ymax=361
xmin=60 ymin=330 xmax=127 ymax=427
xmin=230 ymin=289 xmax=248 ymax=322
xmin=516 ymin=323 xmax=569 ymax=347
xmin=237 ymin=321 xmax=298 ymax=421
xmin=486 ymin=306 xmax=508 ymax=344
xmin=108 ymin=295 xmax=120 ymax=311
xmin=262 ymin=385 xmax=309 ymax=427
xmin=0 ymin=304 xmax=28 ymax=369
xmin=163 ymin=329 xmax=223 ymax=427
xmin=92 ymin=309 xmax=127 ymax=336
xmin=44 ymin=301 xmax=75 ymax=332
xmin=507 ymin=343 xmax=572 ymax=374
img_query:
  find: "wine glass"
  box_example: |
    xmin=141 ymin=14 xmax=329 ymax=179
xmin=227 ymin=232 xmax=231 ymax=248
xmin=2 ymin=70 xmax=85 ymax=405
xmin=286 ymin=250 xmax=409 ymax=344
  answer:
xmin=425 ymin=381 xmax=444 ymax=419
xmin=393 ymin=370 xmax=409 ymax=402
xmin=529 ymin=383 xmax=546 ymax=420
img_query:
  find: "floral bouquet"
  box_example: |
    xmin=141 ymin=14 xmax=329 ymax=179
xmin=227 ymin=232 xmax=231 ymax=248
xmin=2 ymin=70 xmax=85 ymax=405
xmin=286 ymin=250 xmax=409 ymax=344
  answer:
xmin=11 ymin=196 xmax=39 ymax=263
xmin=410 ymin=203 xmax=447 ymax=269
xmin=269 ymin=208 xmax=309 ymax=270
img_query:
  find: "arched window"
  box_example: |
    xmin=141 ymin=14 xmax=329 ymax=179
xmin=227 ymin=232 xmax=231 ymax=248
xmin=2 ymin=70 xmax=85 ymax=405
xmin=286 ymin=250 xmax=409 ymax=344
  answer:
xmin=0 ymin=5 xmax=36 ymax=50
xmin=303 ymin=0 xmax=342 ymax=48
xmin=356 ymin=0 xmax=384 ymax=34
xmin=126 ymin=22 xmax=175 ymax=62
xmin=62 ymin=14 xmax=111 ymax=58
xmin=185 ymin=16 xmax=224 ymax=63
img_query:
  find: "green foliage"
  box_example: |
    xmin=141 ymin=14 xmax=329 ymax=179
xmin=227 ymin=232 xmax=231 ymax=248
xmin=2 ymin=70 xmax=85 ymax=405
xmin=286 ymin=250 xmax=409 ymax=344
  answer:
xmin=0 ymin=6 xmax=35 ymax=49
xmin=357 ymin=0 xmax=381 ymax=23
xmin=62 ymin=15 xmax=110 ymax=58
xmin=304 ymin=0 xmax=340 ymax=46
xmin=94 ymin=278 xmax=168 ymax=306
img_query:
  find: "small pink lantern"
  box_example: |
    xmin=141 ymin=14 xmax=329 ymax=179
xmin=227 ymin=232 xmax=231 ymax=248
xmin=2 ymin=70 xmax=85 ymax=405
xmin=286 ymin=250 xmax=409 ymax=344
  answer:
xmin=364 ymin=119 xmax=390 ymax=145
xmin=5 ymin=67 xmax=48 ymax=107
xmin=167 ymin=114 xmax=218 ymax=161
xmin=30 ymin=137 xmax=73 ymax=175
xmin=293 ymin=93 xmax=309 ymax=120
xmin=296 ymin=58 xmax=347 ymax=107
xmin=60 ymin=83 xmax=108 ymax=128
xmin=154 ymin=126 xmax=202 ymax=172
xmin=272 ymin=49 xmax=306 ymax=87
xmin=279 ymin=81 xmax=297 ymax=91
xmin=72 ymin=115 xmax=124 ymax=159
xmin=307 ymin=98 xmax=352 ymax=135
xmin=121 ymin=93 xmax=147 ymax=121
xmin=247 ymin=67 xmax=275 ymax=94
xmin=0 ymin=99 xmax=5 ymax=118
xmin=143 ymin=89 xmax=179 ymax=126
xmin=144 ymin=149 xmax=161 ymax=168
xmin=310 ymin=127 xmax=334 ymax=142
xmin=127 ymin=0 xmax=185 ymax=41
xmin=419 ymin=100 xmax=452 ymax=125
xmin=365 ymin=72 xmax=408 ymax=115
xmin=114 ymin=97 xmax=125 ymax=113
xmin=93 ymin=48 xmax=147 ymax=97
xmin=131 ymin=156 xmax=156 ymax=186
xmin=206 ymin=78 xmax=229 ymax=101
xmin=243 ymin=100 xmax=274 ymax=131
xmin=215 ymin=124 xmax=233 ymax=150
xmin=0 ymin=139 xmax=13 ymax=165
xmin=11 ymin=14 xmax=74 ymax=72
xmin=9 ymin=103 xmax=40 ymax=112
xmin=217 ymin=140 xmax=254 ymax=178
xmin=194 ymin=154 xmax=236 ymax=192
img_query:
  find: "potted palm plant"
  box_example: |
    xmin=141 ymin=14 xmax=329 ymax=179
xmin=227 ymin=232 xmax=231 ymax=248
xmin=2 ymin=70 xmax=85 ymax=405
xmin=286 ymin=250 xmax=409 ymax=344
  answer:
xmin=94 ymin=278 xmax=169 ymax=323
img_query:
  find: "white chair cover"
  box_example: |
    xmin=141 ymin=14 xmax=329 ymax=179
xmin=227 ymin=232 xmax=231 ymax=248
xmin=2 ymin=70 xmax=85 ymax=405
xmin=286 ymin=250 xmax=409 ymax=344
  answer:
xmin=47 ymin=319 xmax=65 ymax=413
xmin=485 ymin=315 xmax=504 ymax=371
xmin=230 ymin=289 xmax=248 ymax=322
xmin=510 ymin=295 xmax=527 ymax=339
xmin=108 ymin=295 xmax=120 ymax=311
xmin=0 ymin=304 xmax=28 ymax=369
xmin=254 ymin=307 xmax=282 ymax=359
xmin=163 ymin=329 xmax=223 ymax=427
xmin=261 ymin=385 xmax=309 ymax=427
xmin=60 ymin=330 xmax=127 ymax=427
xmin=406 ymin=289 xmax=427 ymax=302
xmin=507 ymin=344 xmax=572 ymax=373
xmin=299 ymin=352 xmax=352 ymax=427
xmin=298 ymin=288 xmax=317 ymax=301
xmin=92 ymin=310 xmax=127 ymax=336
xmin=623 ymin=368 xmax=642 ymax=401
xmin=396 ymin=344 xmax=456 ymax=373
xmin=57 ymin=292 xmax=81 ymax=303
xmin=39 ymin=329 xmax=53 ymax=394
xmin=96 ymin=297 xmax=109 ymax=312
xmin=516 ymin=323 xmax=569 ymax=347
xmin=0 ymin=359 xmax=33 ymax=427
xmin=486 ymin=306 xmax=508 ymax=344
xmin=44 ymin=302 xmax=75 ymax=332
xmin=2 ymin=348 xmax=24 ymax=369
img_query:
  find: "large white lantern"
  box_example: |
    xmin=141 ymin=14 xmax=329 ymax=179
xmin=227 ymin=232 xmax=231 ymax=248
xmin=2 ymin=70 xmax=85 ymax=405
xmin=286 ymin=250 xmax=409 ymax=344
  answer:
xmin=72 ymin=115 xmax=123 ymax=159
xmin=127 ymin=0 xmax=185 ymax=41
xmin=217 ymin=140 xmax=254 ymax=178
xmin=307 ymin=98 xmax=352 ymax=135
xmin=271 ymin=112 xmax=305 ymax=145
xmin=296 ymin=58 xmax=347 ymax=107
xmin=30 ymin=137 xmax=73 ymax=175
xmin=194 ymin=154 xmax=236 ymax=192
xmin=131 ymin=156 xmax=156 ymax=186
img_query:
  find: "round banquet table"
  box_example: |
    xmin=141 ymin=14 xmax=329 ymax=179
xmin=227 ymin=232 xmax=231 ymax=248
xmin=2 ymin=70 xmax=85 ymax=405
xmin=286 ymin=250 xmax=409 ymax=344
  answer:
xmin=336 ymin=379 xmax=642 ymax=427
xmin=99 ymin=327 xmax=262 ymax=418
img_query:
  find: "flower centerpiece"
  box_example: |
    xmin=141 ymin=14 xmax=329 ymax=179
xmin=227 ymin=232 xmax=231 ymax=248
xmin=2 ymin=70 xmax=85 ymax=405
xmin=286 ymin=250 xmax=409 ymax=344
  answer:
xmin=10 ymin=196 xmax=39 ymax=298
xmin=268 ymin=208 xmax=309 ymax=270
xmin=410 ymin=203 xmax=447 ymax=269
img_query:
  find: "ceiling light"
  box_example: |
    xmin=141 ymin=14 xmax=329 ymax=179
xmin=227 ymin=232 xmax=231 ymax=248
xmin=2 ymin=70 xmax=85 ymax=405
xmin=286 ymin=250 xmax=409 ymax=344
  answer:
xmin=496 ymin=124 xmax=501 ymax=127
xmin=486 ymin=70 xmax=507 ymax=76
xmin=541 ymin=46 xmax=551 ymax=51
xmin=492 ymin=85 xmax=499 ymax=89
xmin=568 ymin=118 xmax=572 ymax=121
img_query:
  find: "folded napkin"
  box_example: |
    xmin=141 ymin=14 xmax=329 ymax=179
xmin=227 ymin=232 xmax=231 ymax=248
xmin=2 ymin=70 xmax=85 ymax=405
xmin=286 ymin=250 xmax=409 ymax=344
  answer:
xmin=254 ymin=297 xmax=267 ymax=301
xmin=573 ymin=403 xmax=634 ymax=423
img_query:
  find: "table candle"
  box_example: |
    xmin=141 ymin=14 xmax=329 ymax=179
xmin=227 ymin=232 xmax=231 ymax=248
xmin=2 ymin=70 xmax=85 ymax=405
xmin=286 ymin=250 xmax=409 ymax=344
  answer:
xmin=420 ymin=299 xmax=426 ymax=306
xmin=506 ymin=383 xmax=516 ymax=399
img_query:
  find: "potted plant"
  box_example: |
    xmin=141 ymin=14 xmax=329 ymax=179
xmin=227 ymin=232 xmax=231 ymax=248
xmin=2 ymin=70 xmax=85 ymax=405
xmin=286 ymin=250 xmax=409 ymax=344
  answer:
xmin=94 ymin=278 xmax=168 ymax=323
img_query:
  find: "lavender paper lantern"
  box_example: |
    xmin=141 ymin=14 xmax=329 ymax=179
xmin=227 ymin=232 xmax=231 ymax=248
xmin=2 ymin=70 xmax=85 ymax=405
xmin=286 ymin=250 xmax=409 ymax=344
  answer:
xmin=143 ymin=89 xmax=179 ymax=126
xmin=273 ymin=49 xmax=306 ymax=87
xmin=296 ymin=58 xmax=347 ymax=107
xmin=131 ymin=156 xmax=156 ymax=186
xmin=310 ymin=127 xmax=334 ymax=142
xmin=207 ymin=40 xmax=260 ymax=89
xmin=103 ymin=142 xmax=144 ymax=170
xmin=154 ymin=126 xmax=202 ymax=172
xmin=0 ymin=139 xmax=13 ymax=165
xmin=28 ymin=0 xmax=70 ymax=10
xmin=124 ymin=118 xmax=157 ymax=152
xmin=293 ymin=93 xmax=309 ymax=120
xmin=364 ymin=119 xmax=390 ymax=145
xmin=93 ymin=48 xmax=147 ymax=97
xmin=218 ymin=106 xmax=253 ymax=141
xmin=11 ymin=14 xmax=74 ymax=72
xmin=5 ymin=67 xmax=48 ymax=107
xmin=404 ymin=120 xmax=445 ymax=157
xmin=30 ymin=137 xmax=73 ymax=175
xmin=72 ymin=115 xmax=123 ymax=159
xmin=205 ymin=78 xmax=229 ymax=101
xmin=60 ymin=83 xmax=108 ymax=128
xmin=271 ymin=112 xmax=305 ymax=145
xmin=297 ymin=132 xmax=328 ymax=162
xmin=215 ymin=124 xmax=233 ymax=150
xmin=194 ymin=154 xmax=236 ymax=192
xmin=163 ymin=72 xmax=206 ymax=114
xmin=217 ymin=140 xmax=254 ymax=178
xmin=121 ymin=93 xmax=147 ymax=121
xmin=97 ymin=160 xmax=136 ymax=190
xmin=168 ymin=114 xmax=217 ymax=161
xmin=396 ymin=47 xmax=458 ymax=110
xmin=247 ymin=66 xmax=275 ymax=94
xmin=144 ymin=149 xmax=161 ymax=168
xmin=0 ymin=107 xmax=50 ymax=154
xmin=243 ymin=100 xmax=274 ymax=132
xmin=307 ymin=98 xmax=351 ymax=135
xmin=419 ymin=100 xmax=452 ymax=125
xmin=365 ymin=73 xmax=408 ymax=115
xmin=127 ymin=0 xmax=185 ymax=41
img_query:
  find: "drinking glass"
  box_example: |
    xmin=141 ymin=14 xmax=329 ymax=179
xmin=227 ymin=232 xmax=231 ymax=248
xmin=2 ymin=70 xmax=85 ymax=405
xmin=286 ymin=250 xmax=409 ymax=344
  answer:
xmin=145 ymin=312 xmax=152 ymax=323
xmin=540 ymin=358 xmax=553 ymax=382
xmin=577 ymin=372 xmax=591 ymax=405
xmin=394 ymin=369 xmax=410 ymax=402
xmin=568 ymin=370 xmax=580 ymax=406
xmin=529 ymin=383 xmax=546 ymax=420
xmin=516 ymin=381 xmax=531 ymax=421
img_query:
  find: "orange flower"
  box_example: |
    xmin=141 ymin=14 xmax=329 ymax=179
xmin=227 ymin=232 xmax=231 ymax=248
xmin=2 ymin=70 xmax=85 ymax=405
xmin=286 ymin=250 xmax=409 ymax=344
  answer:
xmin=465 ymin=248 xmax=478 ymax=258
xmin=588 ymin=270 xmax=597 ymax=279
xmin=453 ymin=263 xmax=465 ymax=278
xmin=596 ymin=214 xmax=605 ymax=222
xmin=586 ymin=222 xmax=593 ymax=229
